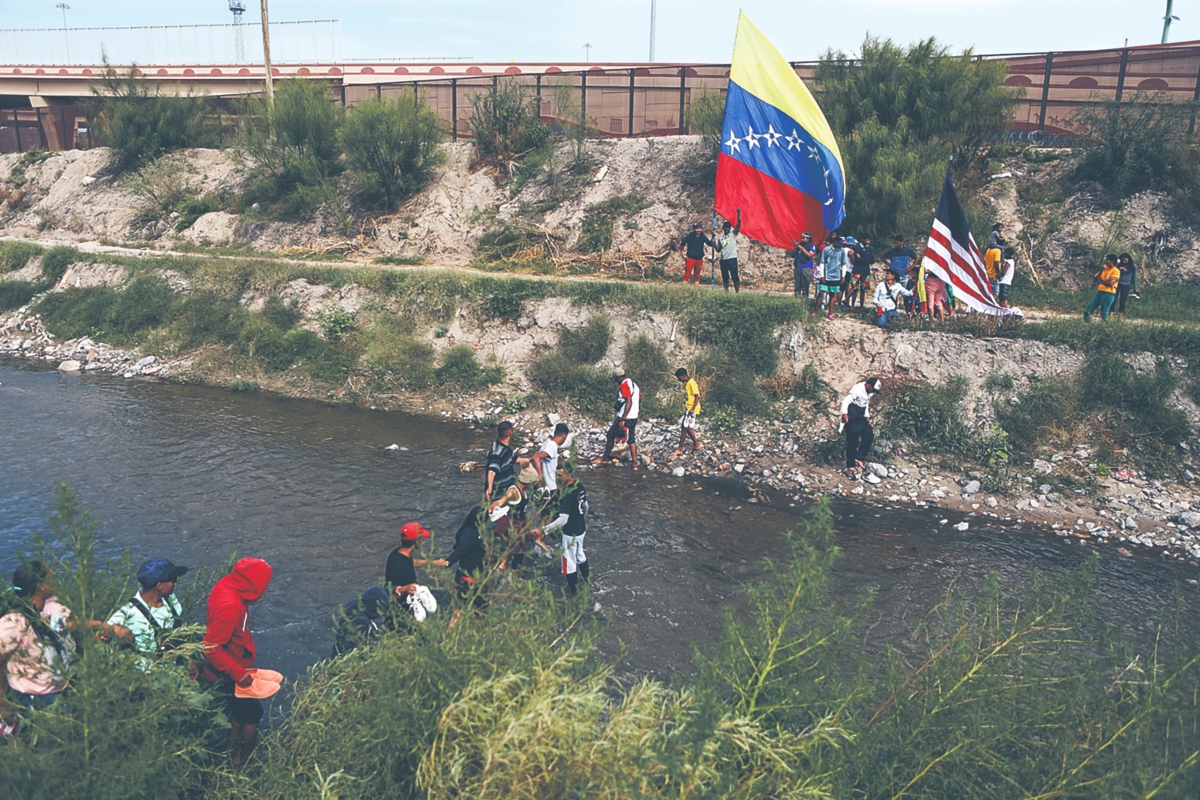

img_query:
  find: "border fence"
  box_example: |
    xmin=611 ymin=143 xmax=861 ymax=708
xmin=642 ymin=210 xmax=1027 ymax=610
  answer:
xmin=3 ymin=39 xmax=1200 ymax=156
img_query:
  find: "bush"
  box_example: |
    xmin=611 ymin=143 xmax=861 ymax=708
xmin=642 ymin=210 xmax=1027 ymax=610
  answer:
xmin=577 ymin=194 xmax=649 ymax=254
xmin=0 ymin=281 xmax=39 ymax=311
xmin=361 ymin=315 xmax=435 ymax=390
xmin=90 ymin=64 xmax=213 ymax=171
xmin=527 ymin=351 xmax=612 ymax=418
xmin=1079 ymin=353 xmax=1191 ymax=457
xmin=316 ymin=303 xmax=357 ymax=340
xmin=260 ymin=296 xmax=301 ymax=329
xmin=173 ymin=290 xmax=246 ymax=348
xmin=237 ymin=79 xmax=344 ymax=221
xmin=557 ymin=315 xmax=610 ymax=365
xmin=0 ymin=241 xmax=42 ymax=273
xmin=39 ymin=247 xmax=76 ymax=286
xmin=623 ymin=334 xmax=673 ymax=416
xmin=469 ymin=78 xmax=551 ymax=167
xmin=341 ymin=93 xmax=445 ymax=210
xmin=694 ymin=351 xmax=771 ymax=418
xmin=816 ymin=36 xmax=1012 ymax=235
xmin=879 ymin=377 xmax=978 ymax=457
xmin=126 ymin=155 xmax=197 ymax=220
xmin=435 ymin=344 xmax=503 ymax=388
xmin=1074 ymin=92 xmax=1197 ymax=202
xmin=996 ymin=377 xmax=1079 ymax=452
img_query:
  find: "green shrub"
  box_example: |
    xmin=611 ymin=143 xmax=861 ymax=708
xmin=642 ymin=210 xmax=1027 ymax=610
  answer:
xmin=90 ymin=64 xmax=213 ymax=171
xmin=126 ymin=155 xmax=197 ymax=220
xmin=879 ymin=377 xmax=977 ymax=457
xmin=316 ymin=303 xmax=357 ymax=340
xmin=35 ymin=287 xmax=121 ymax=341
xmin=682 ymin=294 xmax=801 ymax=377
xmin=175 ymin=192 xmax=227 ymax=232
xmin=527 ymin=351 xmax=612 ymax=418
xmin=694 ymin=351 xmax=771 ymax=418
xmin=557 ymin=315 xmax=610 ymax=365
xmin=342 ymin=93 xmax=445 ymax=210
xmin=260 ymin=295 xmax=301 ymax=329
xmin=469 ymin=78 xmax=551 ymax=166
xmin=374 ymin=254 xmax=427 ymax=266
xmin=577 ymin=194 xmax=649 ymax=254
xmin=361 ymin=315 xmax=436 ymax=390
xmin=173 ymin=290 xmax=246 ymax=348
xmin=435 ymin=344 xmax=503 ymax=388
xmin=0 ymin=241 xmax=42 ymax=273
xmin=996 ymin=378 xmax=1078 ymax=451
xmin=0 ymin=281 xmax=39 ymax=311
xmin=623 ymin=333 xmax=673 ymax=417
xmin=109 ymin=275 xmax=175 ymax=339
xmin=39 ymin=247 xmax=77 ymax=286
xmin=237 ymin=79 xmax=344 ymax=221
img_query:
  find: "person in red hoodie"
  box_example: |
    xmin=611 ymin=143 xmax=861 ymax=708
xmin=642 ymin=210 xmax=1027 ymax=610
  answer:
xmin=202 ymin=557 xmax=273 ymax=765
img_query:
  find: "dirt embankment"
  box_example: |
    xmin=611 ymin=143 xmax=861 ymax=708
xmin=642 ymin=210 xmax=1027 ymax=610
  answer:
xmin=7 ymin=141 xmax=1198 ymax=291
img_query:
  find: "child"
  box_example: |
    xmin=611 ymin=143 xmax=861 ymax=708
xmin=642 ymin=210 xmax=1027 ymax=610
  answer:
xmin=669 ymin=368 xmax=702 ymax=456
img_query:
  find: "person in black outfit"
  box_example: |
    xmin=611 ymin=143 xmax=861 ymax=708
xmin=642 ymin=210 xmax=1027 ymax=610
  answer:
xmin=484 ymin=420 xmax=519 ymax=501
xmin=385 ymin=521 xmax=433 ymax=598
xmin=432 ymin=507 xmax=488 ymax=600
xmin=840 ymin=378 xmax=882 ymax=477
xmin=680 ymin=222 xmax=714 ymax=285
xmin=537 ymin=468 xmax=590 ymax=595
xmin=331 ymin=586 xmax=391 ymax=656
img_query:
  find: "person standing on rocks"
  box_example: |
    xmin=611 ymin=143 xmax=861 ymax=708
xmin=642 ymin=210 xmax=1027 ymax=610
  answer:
xmin=669 ymin=367 xmax=702 ymax=457
xmin=840 ymin=377 xmax=882 ymax=478
xmin=680 ymin=222 xmax=714 ymax=285
xmin=998 ymin=246 xmax=1016 ymax=308
xmin=484 ymin=421 xmax=519 ymax=502
xmin=595 ymin=368 xmax=640 ymax=471
xmin=1084 ymin=254 xmax=1121 ymax=322
xmin=792 ymin=233 xmax=816 ymax=301
xmin=533 ymin=423 xmax=571 ymax=496
xmin=715 ymin=208 xmax=743 ymax=293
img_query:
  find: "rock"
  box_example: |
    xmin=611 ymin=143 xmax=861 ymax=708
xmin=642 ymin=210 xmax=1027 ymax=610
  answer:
xmin=963 ymin=480 xmax=981 ymax=495
xmin=1015 ymin=499 xmax=1031 ymax=511
xmin=57 ymin=359 xmax=82 ymax=372
xmin=671 ymin=466 xmax=686 ymax=477
xmin=135 ymin=355 xmax=156 ymax=368
xmin=762 ymin=469 xmax=771 ymax=478
xmin=1033 ymin=459 xmax=1053 ymax=474
xmin=864 ymin=472 xmax=881 ymax=485
xmin=985 ymin=496 xmax=998 ymax=508
xmin=81 ymin=175 xmax=96 ymax=186
xmin=1076 ymin=447 xmax=1091 ymax=458
xmin=734 ymin=463 xmax=745 ymax=474
xmin=1038 ymin=484 xmax=1052 ymax=495
xmin=384 ymin=444 xmax=400 ymax=451
xmin=1177 ymin=512 xmax=1200 ymax=528
xmin=954 ymin=521 xmax=970 ymax=531
xmin=20 ymin=339 xmax=33 ymax=350
xmin=546 ymin=413 xmax=561 ymax=427
xmin=868 ymin=462 xmax=888 ymax=478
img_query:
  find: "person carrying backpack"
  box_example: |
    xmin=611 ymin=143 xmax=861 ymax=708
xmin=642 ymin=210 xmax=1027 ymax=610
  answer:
xmin=107 ymin=558 xmax=189 ymax=672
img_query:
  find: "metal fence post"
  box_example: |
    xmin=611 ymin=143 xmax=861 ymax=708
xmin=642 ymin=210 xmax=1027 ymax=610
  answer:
xmin=1190 ymin=60 xmax=1200 ymax=134
xmin=1038 ymin=52 xmax=1054 ymax=134
xmin=581 ymin=71 xmax=587 ymax=122
xmin=452 ymin=78 xmax=458 ymax=139
xmin=1115 ymin=48 xmax=1130 ymax=104
xmin=377 ymin=83 xmax=382 ymax=100
xmin=59 ymin=105 xmax=70 ymax=150
xmin=678 ymin=67 xmax=686 ymax=135
xmin=12 ymin=109 xmax=21 ymax=152
xmin=628 ymin=68 xmax=636 ymax=137
xmin=36 ymin=107 xmax=47 ymax=149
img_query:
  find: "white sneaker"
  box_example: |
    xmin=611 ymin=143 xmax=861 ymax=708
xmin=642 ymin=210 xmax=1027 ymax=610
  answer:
xmin=414 ymin=585 xmax=438 ymax=614
xmin=406 ymin=593 xmax=426 ymax=622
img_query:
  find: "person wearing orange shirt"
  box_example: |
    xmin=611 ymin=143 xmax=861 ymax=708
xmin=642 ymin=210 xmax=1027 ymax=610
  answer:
xmin=1084 ymin=254 xmax=1122 ymax=322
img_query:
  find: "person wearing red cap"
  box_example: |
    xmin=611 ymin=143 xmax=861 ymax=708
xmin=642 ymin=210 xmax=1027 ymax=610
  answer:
xmin=385 ymin=522 xmax=432 ymax=600
xmin=202 ymin=557 xmax=273 ymax=765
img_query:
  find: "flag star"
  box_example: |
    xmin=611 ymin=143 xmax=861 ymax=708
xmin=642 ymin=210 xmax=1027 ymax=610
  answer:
xmin=763 ymin=124 xmax=781 ymax=147
xmin=724 ymin=130 xmax=741 ymax=154
xmin=785 ymin=129 xmax=802 ymax=150
xmin=744 ymin=125 xmax=760 ymax=149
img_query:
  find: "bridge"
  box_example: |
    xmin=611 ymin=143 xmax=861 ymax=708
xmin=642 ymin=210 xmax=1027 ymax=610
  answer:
xmin=3 ymin=27 xmax=1200 ymax=154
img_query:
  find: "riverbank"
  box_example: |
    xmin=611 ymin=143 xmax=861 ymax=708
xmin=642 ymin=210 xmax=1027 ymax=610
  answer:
xmin=3 ymin=251 xmax=1199 ymax=565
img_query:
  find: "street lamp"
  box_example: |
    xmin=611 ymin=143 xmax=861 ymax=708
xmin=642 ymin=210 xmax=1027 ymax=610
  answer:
xmin=649 ymin=0 xmax=657 ymax=62
xmin=55 ymin=3 xmax=71 ymax=63
xmin=583 ymin=42 xmax=593 ymax=63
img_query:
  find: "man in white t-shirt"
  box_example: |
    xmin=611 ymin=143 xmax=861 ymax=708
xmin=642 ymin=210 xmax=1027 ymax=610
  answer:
xmin=107 ymin=558 xmax=188 ymax=671
xmin=997 ymin=246 xmax=1016 ymax=308
xmin=531 ymin=423 xmax=570 ymax=494
xmin=594 ymin=367 xmax=641 ymax=471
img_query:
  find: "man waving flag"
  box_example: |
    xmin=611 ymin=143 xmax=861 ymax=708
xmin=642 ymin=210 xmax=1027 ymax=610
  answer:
xmin=921 ymin=171 xmax=1018 ymax=317
xmin=715 ymin=13 xmax=845 ymax=248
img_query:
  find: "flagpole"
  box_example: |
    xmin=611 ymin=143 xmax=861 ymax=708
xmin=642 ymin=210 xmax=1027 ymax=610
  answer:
xmin=711 ymin=213 xmax=718 ymax=289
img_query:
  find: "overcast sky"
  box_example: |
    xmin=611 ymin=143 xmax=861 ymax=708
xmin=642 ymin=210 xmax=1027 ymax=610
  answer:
xmin=1 ymin=1 xmax=1189 ymax=63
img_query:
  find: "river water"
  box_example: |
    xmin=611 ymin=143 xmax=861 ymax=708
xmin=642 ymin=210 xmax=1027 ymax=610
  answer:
xmin=2 ymin=361 xmax=1195 ymax=679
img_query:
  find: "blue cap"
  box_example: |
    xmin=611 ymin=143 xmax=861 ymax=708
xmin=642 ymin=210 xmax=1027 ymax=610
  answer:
xmin=845 ymin=236 xmax=857 ymax=245
xmin=137 ymin=558 xmax=188 ymax=588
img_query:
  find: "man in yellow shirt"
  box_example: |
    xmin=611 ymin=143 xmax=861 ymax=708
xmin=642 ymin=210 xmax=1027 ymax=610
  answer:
xmin=670 ymin=368 xmax=702 ymax=456
xmin=1084 ymin=254 xmax=1121 ymax=322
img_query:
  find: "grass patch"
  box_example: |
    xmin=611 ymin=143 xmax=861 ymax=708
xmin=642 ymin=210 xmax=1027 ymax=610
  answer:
xmin=374 ymin=254 xmax=427 ymax=266
xmin=435 ymin=344 xmax=503 ymax=389
xmin=557 ymin=314 xmax=610 ymax=365
xmin=624 ymin=334 xmax=674 ymax=418
xmin=879 ymin=377 xmax=978 ymax=458
xmin=577 ymin=193 xmax=649 ymax=254
xmin=0 ymin=241 xmax=42 ymax=273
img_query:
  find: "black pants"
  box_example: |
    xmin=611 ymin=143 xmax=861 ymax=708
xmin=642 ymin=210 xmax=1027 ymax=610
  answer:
xmin=845 ymin=418 xmax=874 ymax=469
xmin=1116 ymin=284 xmax=1131 ymax=313
xmin=794 ymin=268 xmax=812 ymax=298
xmin=720 ymin=258 xmax=739 ymax=291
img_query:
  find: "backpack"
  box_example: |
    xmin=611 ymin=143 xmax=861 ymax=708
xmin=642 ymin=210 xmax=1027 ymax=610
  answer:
xmin=128 ymin=595 xmax=183 ymax=654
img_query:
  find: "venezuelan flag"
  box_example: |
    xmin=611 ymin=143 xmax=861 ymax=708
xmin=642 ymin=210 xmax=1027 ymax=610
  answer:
xmin=715 ymin=13 xmax=845 ymax=249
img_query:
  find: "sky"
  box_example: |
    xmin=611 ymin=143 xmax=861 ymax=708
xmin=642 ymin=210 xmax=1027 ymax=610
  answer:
xmin=0 ymin=1 xmax=1190 ymax=64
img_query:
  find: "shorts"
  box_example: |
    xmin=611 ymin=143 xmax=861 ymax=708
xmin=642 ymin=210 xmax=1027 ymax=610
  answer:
xmin=607 ymin=417 xmax=638 ymax=445
xmin=681 ymin=410 xmax=699 ymax=429
xmin=561 ymin=532 xmax=587 ymax=576
xmin=818 ymin=282 xmax=841 ymax=294
xmin=212 ymin=681 xmax=264 ymax=726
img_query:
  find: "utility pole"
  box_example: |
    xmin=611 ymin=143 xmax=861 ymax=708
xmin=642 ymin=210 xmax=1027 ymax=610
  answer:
xmin=1163 ymin=0 xmax=1179 ymax=44
xmin=260 ymin=0 xmax=274 ymax=105
xmin=584 ymin=43 xmax=593 ymax=63
xmin=56 ymin=3 xmax=71 ymax=63
xmin=649 ymin=0 xmax=657 ymax=62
